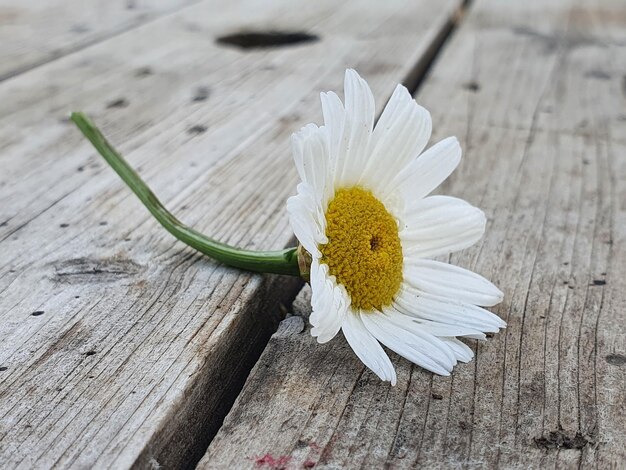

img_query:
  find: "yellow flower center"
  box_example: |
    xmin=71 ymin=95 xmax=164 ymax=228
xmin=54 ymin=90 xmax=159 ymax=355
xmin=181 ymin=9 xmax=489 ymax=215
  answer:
xmin=321 ymin=187 xmax=403 ymax=311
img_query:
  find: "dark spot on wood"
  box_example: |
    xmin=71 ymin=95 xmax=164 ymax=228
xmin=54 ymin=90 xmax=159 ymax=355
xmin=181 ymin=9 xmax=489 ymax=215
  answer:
xmin=459 ymin=421 xmax=469 ymax=430
xmin=431 ymin=393 xmax=443 ymax=400
xmin=562 ymin=280 xmax=569 ymax=285
xmin=605 ymin=354 xmax=626 ymax=366
xmin=126 ymin=0 xmax=136 ymax=9
xmin=70 ymin=24 xmax=90 ymax=34
xmin=77 ymin=166 xmax=84 ymax=172
xmin=216 ymin=30 xmax=318 ymax=50
xmin=192 ymin=86 xmax=211 ymax=102
xmin=601 ymin=272 xmax=607 ymax=276
xmin=584 ymin=69 xmax=611 ymax=80
xmin=0 ymin=220 xmax=8 ymax=227
xmin=591 ymin=279 xmax=606 ymax=286
xmin=51 ymin=257 xmax=142 ymax=284
xmin=0 ymin=366 xmax=7 ymax=372
xmin=59 ymin=223 xmax=69 ymax=228
xmin=463 ymin=81 xmax=480 ymax=92
xmin=534 ymin=430 xmax=591 ymax=450
xmin=563 ymin=261 xmax=569 ymax=265
xmin=568 ymin=285 xmax=574 ymax=290
xmin=188 ymin=125 xmax=207 ymax=135
xmin=74 ymin=295 xmax=80 ymax=299
xmin=135 ymin=66 xmax=153 ymax=77
xmin=99 ymin=221 xmax=108 ymax=226
xmin=106 ymin=98 xmax=129 ymax=109
xmin=31 ymin=311 xmax=44 ymax=316
xmin=511 ymin=26 xmax=603 ymax=53
xmin=88 ymin=375 xmax=95 ymax=379
xmin=582 ymin=159 xmax=590 ymax=165
xmin=85 ymin=351 xmax=96 ymax=356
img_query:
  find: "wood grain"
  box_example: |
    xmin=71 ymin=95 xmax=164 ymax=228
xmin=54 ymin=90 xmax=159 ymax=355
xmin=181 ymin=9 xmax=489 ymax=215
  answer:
xmin=0 ymin=0 xmax=464 ymax=468
xmin=201 ymin=0 xmax=626 ymax=468
xmin=0 ymin=0 xmax=200 ymax=81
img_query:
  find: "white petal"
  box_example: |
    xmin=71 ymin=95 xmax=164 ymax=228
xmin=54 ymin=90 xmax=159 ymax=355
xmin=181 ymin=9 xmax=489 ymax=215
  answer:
xmin=400 ymin=196 xmax=486 ymax=258
xmin=395 ymin=287 xmax=506 ymax=332
xmin=291 ymin=124 xmax=331 ymax=206
xmin=309 ymin=260 xmax=349 ymax=343
xmin=441 ymin=338 xmax=474 ymax=363
xmin=388 ymin=136 xmax=461 ymax=202
xmin=286 ymin=184 xmax=326 ymax=257
xmin=335 ymin=69 xmax=375 ymax=187
xmin=360 ymin=310 xmax=456 ymax=376
xmin=363 ymin=84 xmax=431 ymax=193
xmin=342 ymin=312 xmax=397 ymax=385
xmin=404 ymin=259 xmax=504 ymax=307
xmin=320 ymin=90 xmax=345 ymax=197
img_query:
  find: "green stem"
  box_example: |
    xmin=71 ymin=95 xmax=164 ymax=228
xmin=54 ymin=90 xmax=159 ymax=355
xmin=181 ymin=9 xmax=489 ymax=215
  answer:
xmin=71 ymin=112 xmax=300 ymax=276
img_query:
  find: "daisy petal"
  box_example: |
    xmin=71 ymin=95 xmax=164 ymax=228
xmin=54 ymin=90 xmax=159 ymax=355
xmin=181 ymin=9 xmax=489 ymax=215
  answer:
xmin=441 ymin=338 xmax=474 ymax=363
xmin=404 ymin=259 xmax=504 ymax=307
xmin=364 ymin=84 xmax=431 ymax=193
xmin=395 ymin=287 xmax=506 ymax=332
xmin=309 ymin=260 xmax=349 ymax=343
xmin=321 ymin=90 xmax=345 ymax=190
xmin=336 ymin=69 xmax=375 ymax=187
xmin=400 ymin=195 xmax=486 ymax=258
xmin=286 ymin=184 xmax=326 ymax=257
xmin=361 ymin=310 xmax=456 ymax=376
xmin=291 ymin=123 xmax=330 ymax=205
xmin=389 ymin=136 xmax=461 ymax=202
xmin=342 ymin=312 xmax=397 ymax=385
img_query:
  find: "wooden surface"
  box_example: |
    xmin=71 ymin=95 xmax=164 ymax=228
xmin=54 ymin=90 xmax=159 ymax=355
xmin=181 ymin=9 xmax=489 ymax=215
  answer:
xmin=0 ymin=0 xmax=465 ymax=468
xmin=202 ymin=0 xmax=626 ymax=468
xmin=0 ymin=0 xmax=199 ymax=81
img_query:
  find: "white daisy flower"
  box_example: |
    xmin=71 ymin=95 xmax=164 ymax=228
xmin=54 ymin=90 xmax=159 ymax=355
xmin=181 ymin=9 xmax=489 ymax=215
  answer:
xmin=287 ymin=69 xmax=505 ymax=385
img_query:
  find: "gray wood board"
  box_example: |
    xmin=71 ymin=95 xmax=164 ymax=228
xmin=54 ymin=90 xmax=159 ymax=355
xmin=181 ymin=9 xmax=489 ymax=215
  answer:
xmin=0 ymin=0 xmax=464 ymax=468
xmin=0 ymin=0 xmax=200 ymax=81
xmin=201 ymin=0 xmax=626 ymax=468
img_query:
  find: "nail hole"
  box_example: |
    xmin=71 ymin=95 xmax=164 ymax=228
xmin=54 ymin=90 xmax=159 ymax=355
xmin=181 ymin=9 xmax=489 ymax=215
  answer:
xmin=135 ymin=66 xmax=153 ymax=77
xmin=591 ymin=279 xmax=606 ymax=286
xmin=31 ymin=311 xmax=44 ymax=316
xmin=188 ymin=125 xmax=207 ymax=135
xmin=0 ymin=366 xmax=8 ymax=371
xmin=106 ymin=98 xmax=129 ymax=109
xmin=216 ymin=30 xmax=318 ymax=50
xmin=192 ymin=86 xmax=210 ymax=102
xmin=60 ymin=223 xmax=69 ymax=228
xmin=85 ymin=351 xmax=96 ymax=356
xmin=606 ymin=354 xmax=626 ymax=366
xmin=463 ymin=81 xmax=480 ymax=92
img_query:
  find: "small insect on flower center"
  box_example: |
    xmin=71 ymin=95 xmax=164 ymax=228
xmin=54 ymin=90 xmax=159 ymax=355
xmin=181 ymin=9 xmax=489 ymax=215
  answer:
xmin=321 ymin=187 xmax=403 ymax=311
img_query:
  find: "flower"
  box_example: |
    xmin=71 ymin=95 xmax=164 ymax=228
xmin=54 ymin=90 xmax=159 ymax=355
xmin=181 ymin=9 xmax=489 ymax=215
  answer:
xmin=287 ymin=69 xmax=505 ymax=385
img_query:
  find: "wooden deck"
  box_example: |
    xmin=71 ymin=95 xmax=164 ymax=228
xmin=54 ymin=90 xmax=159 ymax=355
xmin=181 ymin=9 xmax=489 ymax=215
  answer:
xmin=0 ymin=0 xmax=624 ymax=469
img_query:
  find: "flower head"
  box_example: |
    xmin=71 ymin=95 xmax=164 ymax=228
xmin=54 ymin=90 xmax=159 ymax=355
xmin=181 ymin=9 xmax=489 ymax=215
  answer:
xmin=287 ymin=69 xmax=505 ymax=385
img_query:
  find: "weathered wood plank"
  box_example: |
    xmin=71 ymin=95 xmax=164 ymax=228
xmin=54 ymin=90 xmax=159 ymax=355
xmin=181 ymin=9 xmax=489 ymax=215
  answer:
xmin=0 ymin=0 xmax=199 ymax=81
xmin=201 ymin=0 xmax=626 ymax=468
xmin=0 ymin=0 xmax=464 ymax=468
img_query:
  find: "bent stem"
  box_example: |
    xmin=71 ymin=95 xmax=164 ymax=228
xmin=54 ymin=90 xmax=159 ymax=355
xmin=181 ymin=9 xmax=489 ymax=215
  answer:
xmin=71 ymin=112 xmax=300 ymax=276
